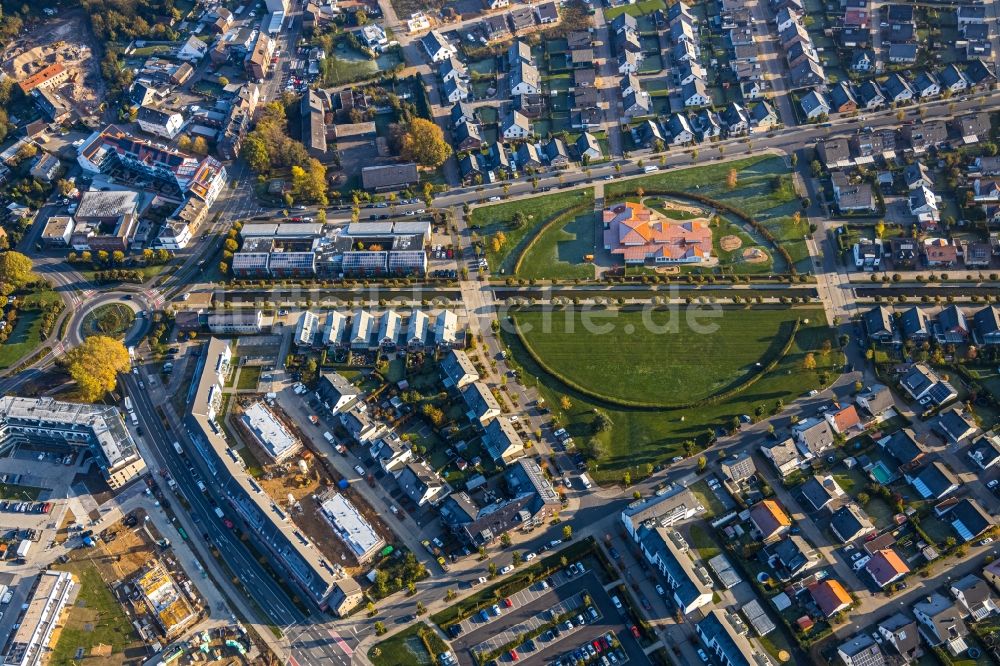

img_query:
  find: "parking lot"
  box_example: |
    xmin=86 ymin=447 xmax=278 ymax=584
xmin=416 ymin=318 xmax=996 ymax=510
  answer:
xmin=468 ymin=590 xmax=590 ymax=658
xmin=451 ymin=564 xmax=648 ymax=666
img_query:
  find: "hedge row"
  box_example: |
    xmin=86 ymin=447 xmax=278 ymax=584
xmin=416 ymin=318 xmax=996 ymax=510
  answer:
xmin=510 ymin=315 xmax=802 ymax=411
xmin=608 ymin=188 xmax=797 ymax=274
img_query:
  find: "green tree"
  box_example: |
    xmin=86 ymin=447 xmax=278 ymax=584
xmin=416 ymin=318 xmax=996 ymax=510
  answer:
xmin=241 ymin=135 xmax=270 ymax=172
xmin=563 ymin=525 xmax=572 ymax=540
xmin=500 ymin=533 xmax=512 ymax=547
xmin=697 ymin=455 xmax=707 ymax=472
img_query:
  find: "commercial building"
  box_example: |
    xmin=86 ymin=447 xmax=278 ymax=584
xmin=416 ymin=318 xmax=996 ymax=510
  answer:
xmin=361 ymin=163 xmax=419 ymax=191
xmin=40 ymin=215 xmax=74 ymax=246
xmin=241 ymin=401 xmax=302 ymax=462
xmin=0 ymin=397 xmax=145 ymax=489
xmin=301 ymin=90 xmax=327 ymax=158
xmin=134 ymin=563 xmax=197 ymax=638
xmin=2 ymin=571 xmax=76 ymax=666
xmin=189 ymin=338 xmax=346 ymax=609
xmin=70 ymin=189 xmax=141 ymax=252
xmin=245 ymin=32 xmax=274 ymax=81
xmin=319 ymin=493 xmax=386 ymax=563
xmin=77 ymin=125 xmax=227 ymax=207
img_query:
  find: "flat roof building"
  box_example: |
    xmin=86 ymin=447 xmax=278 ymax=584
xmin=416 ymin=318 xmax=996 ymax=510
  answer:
xmin=189 ymin=338 xmax=344 ymax=608
xmin=320 ymin=493 xmax=386 ymax=563
xmin=241 ymin=401 xmax=302 ymax=462
xmin=0 ymin=397 xmax=144 ymax=489
xmin=2 ymin=571 xmax=76 ymax=666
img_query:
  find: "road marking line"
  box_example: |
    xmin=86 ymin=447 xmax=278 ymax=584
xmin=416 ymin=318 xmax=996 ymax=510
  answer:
xmin=328 ymin=630 xmax=353 ymax=655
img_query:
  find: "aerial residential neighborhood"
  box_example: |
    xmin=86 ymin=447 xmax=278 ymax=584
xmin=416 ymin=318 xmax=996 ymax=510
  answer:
xmin=0 ymin=0 xmax=1000 ymax=664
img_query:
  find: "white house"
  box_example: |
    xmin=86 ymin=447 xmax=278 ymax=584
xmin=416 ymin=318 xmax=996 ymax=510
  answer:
xmin=502 ymin=110 xmax=532 ymax=139
xmin=361 ymin=24 xmax=388 ymax=51
xmin=136 ymin=107 xmax=184 ymax=140
xmin=421 ymin=30 xmax=457 ymax=62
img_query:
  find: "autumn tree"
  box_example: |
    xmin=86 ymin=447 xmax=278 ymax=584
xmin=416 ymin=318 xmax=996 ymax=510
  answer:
xmin=803 ymin=353 xmax=817 ymax=370
xmin=399 ymin=118 xmax=452 ymax=168
xmin=63 ymin=336 xmax=130 ymax=402
xmin=726 ymin=168 xmax=738 ymax=190
xmin=0 ymin=251 xmax=35 ymax=288
xmin=177 ymin=134 xmax=193 ymax=152
xmin=191 ymin=137 xmax=209 ymax=155
xmin=291 ymin=158 xmax=328 ymax=205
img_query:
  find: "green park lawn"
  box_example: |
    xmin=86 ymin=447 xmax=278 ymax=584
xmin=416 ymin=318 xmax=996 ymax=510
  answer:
xmin=502 ymin=306 xmax=840 ymax=482
xmin=0 ymin=290 xmax=64 ymax=369
xmin=470 ymin=189 xmax=594 ymax=275
xmin=516 ymin=210 xmax=599 ymax=280
xmin=512 ymin=308 xmax=803 ymax=405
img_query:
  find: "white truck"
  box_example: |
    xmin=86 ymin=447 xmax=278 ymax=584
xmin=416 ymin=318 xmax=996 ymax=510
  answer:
xmin=15 ymin=539 xmax=31 ymax=559
xmin=214 ymin=507 xmax=225 ymax=519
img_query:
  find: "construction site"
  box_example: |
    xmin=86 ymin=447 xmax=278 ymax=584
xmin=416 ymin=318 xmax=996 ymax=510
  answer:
xmin=51 ymin=509 xmax=205 ymax=664
xmin=2 ymin=11 xmax=105 ymax=119
xmin=228 ymin=397 xmax=394 ymax=572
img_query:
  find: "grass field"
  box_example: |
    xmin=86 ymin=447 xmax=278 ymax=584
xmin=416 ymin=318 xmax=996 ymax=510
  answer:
xmin=470 ymin=189 xmax=594 ymax=275
xmin=236 ymin=366 xmax=262 ymax=390
xmin=0 ymin=290 xmax=63 ymax=369
xmin=50 ymin=561 xmax=142 ymax=664
xmin=369 ymin=623 xmax=435 ymax=666
xmin=517 ymin=210 xmax=599 ymax=280
xmin=513 ymin=308 xmax=804 ymax=406
xmin=81 ymin=303 xmax=135 ymax=340
xmin=503 ymin=307 xmax=839 ymax=482
xmin=0 ymin=482 xmax=44 ymax=500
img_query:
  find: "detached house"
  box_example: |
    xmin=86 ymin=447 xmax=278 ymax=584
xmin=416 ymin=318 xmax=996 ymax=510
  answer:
xmin=939 ymin=64 xmax=968 ymax=93
xmin=913 ymin=71 xmax=941 ymax=99
xmin=800 ymin=90 xmax=830 ymax=120
xmin=856 ymin=384 xmax=895 ymax=418
xmin=878 ymin=613 xmax=924 ymax=663
xmin=866 ymin=549 xmax=910 ymax=588
xmin=967 ymin=434 xmax=1000 ymax=470
xmin=830 ymin=503 xmax=875 ymax=542
xmin=899 ymin=363 xmax=957 ymax=408
xmin=950 ymin=574 xmax=998 ymax=621
xmin=913 ymin=594 xmax=970 ymax=657
xmin=792 ymin=418 xmax=835 ymax=459
xmin=906 ymin=461 xmax=959 ymax=500
xmin=761 ymin=438 xmax=803 ymax=478
xmin=883 ymin=73 xmax=914 ymax=104
xmin=501 ymin=110 xmax=532 ymax=140
xmin=422 ymin=30 xmax=457 ymax=62
xmin=682 ymin=79 xmax=711 ymax=107
xmin=749 ymin=102 xmax=778 ymax=130
xmin=749 ymin=500 xmax=792 ymax=544
xmin=975 ymin=306 xmax=1000 ymax=345
xmin=829 ymin=82 xmax=857 ymax=114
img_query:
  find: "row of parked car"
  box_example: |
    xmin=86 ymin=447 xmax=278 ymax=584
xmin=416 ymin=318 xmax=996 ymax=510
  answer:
xmin=0 ymin=501 xmax=51 ymax=514
xmin=545 ymin=631 xmax=626 ymax=666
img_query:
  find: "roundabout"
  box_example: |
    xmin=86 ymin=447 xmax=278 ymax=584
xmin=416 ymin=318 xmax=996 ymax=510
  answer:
xmin=69 ymin=292 xmax=152 ymax=348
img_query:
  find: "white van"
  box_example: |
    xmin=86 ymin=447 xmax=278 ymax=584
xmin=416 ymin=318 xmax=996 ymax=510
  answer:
xmin=579 ymin=473 xmax=593 ymax=489
xmin=323 ymin=432 xmax=334 ymax=443
xmin=643 ymin=165 xmax=659 ymax=173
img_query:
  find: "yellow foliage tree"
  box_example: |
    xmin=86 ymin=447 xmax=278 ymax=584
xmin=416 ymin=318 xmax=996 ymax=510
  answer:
xmin=726 ymin=168 xmax=738 ymax=190
xmin=399 ymin=118 xmax=452 ymax=168
xmin=64 ymin=335 xmax=131 ymax=402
